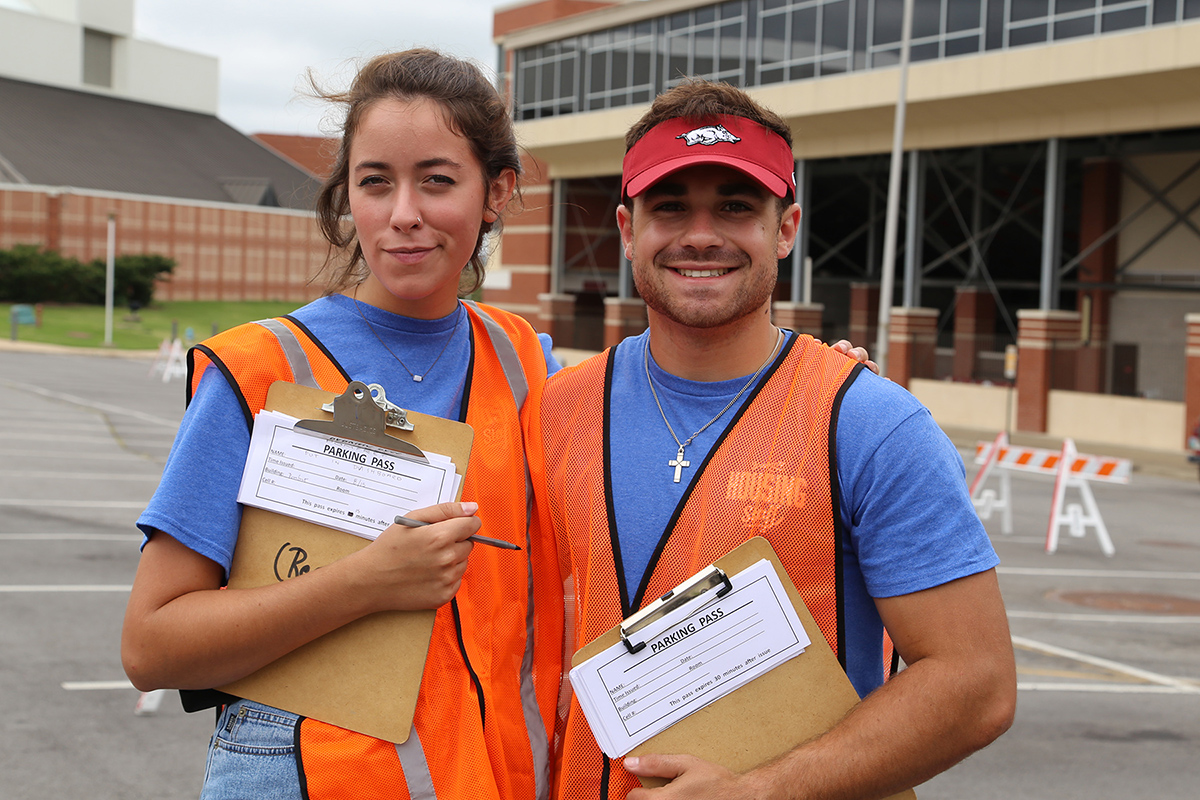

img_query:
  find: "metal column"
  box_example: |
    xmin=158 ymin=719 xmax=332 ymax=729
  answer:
xmin=618 ymin=248 xmax=632 ymax=299
xmin=790 ymin=159 xmax=811 ymax=303
xmin=876 ymin=0 xmax=916 ymax=376
xmin=970 ymin=148 xmax=984 ymax=280
xmin=1040 ymin=139 xmax=1064 ymax=310
xmin=902 ymin=150 xmax=924 ymax=308
xmin=550 ymin=178 xmax=565 ymax=296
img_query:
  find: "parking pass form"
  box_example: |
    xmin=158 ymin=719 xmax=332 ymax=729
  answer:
xmin=569 ymin=558 xmax=811 ymax=758
xmin=236 ymin=409 xmax=459 ymax=541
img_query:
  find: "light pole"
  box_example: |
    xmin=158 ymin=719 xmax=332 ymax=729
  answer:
xmin=104 ymin=211 xmax=116 ymax=347
xmin=875 ymin=0 xmax=915 ymax=378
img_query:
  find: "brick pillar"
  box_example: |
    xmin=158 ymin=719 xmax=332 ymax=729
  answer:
xmin=1016 ymin=309 xmax=1082 ymax=433
xmin=952 ymin=287 xmax=994 ymax=382
xmin=887 ymin=307 xmax=938 ymax=389
xmin=1186 ymin=313 xmax=1200 ymax=448
xmin=772 ymin=301 xmax=824 ymax=337
xmin=603 ymin=298 xmax=647 ymax=349
xmin=46 ymin=191 xmax=62 ymax=252
xmin=849 ymin=282 xmax=879 ymax=351
xmin=537 ymin=293 xmax=576 ymax=349
xmin=1076 ymin=158 xmax=1121 ymax=393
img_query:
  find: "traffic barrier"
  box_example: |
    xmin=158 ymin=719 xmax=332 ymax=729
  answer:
xmin=134 ymin=689 xmax=167 ymax=716
xmin=146 ymin=339 xmax=171 ymax=377
xmin=972 ymin=434 xmax=1129 ymax=555
xmin=148 ymin=338 xmax=187 ymax=383
xmin=969 ymin=432 xmax=1013 ymax=534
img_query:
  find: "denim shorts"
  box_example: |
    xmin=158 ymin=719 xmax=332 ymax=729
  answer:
xmin=200 ymin=699 xmax=302 ymax=800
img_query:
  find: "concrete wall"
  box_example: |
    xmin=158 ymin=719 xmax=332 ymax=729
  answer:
xmin=909 ymin=378 xmax=1187 ymax=452
xmin=0 ymin=8 xmax=81 ymax=88
xmin=0 ymin=3 xmax=218 ymax=114
xmin=1110 ymin=294 xmax=1200 ymax=401
xmin=910 ymin=379 xmax=1013 ymax=433
xmin=1047 ymin=389 xmax=1187 ymax=452
xmin=122 ymin=38 xmax=219 ymax=115
xmin=1122 ymin=150 xmax=1200 ymax=280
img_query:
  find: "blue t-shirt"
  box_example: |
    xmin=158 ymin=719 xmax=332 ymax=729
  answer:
xmin=137 ymin=294 xmax=557 ymax=575
xmin=608 ymin=329 xmax=998 ymax=697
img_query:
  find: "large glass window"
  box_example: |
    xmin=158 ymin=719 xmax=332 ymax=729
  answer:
xmin=510 ymin=0 xmax=1187 ymax=120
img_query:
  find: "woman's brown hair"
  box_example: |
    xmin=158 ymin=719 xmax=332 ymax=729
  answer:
xmin=311 ymin=48 xmax=521 ymax=296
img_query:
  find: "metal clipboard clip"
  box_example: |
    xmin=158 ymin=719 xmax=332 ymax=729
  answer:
xmin=619 ymin=565 xmax=733 ymax=655
xmin=294 ymin=380 xmax=428 ymax=462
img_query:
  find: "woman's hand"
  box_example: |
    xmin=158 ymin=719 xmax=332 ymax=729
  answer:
xmin=346 ymin=501 xmax=480 ymax=613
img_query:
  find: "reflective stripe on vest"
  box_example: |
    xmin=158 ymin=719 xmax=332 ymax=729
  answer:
xmin=464 ymin=300 xmax=528 ymax=410
xmin=459 ymin=301 xmax=549 ymax=800
xmin=394 ymin=727 xmax=437 ymax=800
xmin=252 ymin=305 xmax=547 ymax=800
xmin=253 ymin=318 xmax=319 ymax=389
xmin=542 ymin=335 xmax=860 ymax=800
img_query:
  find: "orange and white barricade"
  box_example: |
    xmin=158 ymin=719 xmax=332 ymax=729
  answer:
xmin=146 ymin=338 xmax=171 ymax=378
xmin=972 ymin=434 xmax=1130 ymax=555
xmin=970 ymin=432 xmax=1013 ymax=534
xmin=1045 ymin=438 xmax=1128 ymax=556
xmin=134 ymin=689 xmax=167 ymax=716
xmin=147 ymin=337 xmax=186 ymax=383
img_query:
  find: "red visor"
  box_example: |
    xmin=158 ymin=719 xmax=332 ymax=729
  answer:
xmin=621 ymin=115 xmax=795 ymax=199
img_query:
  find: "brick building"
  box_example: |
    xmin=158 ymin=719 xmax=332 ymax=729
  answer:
xmin=0 ymin=0 xmax=326 ymax=304
xmin=481 ymin=0 xmax=1200 ymax=444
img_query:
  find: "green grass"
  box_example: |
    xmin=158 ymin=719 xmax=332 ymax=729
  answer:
xmin=4 ymin=301 xmax=304 ymax=350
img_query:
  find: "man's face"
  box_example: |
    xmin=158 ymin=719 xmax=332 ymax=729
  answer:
xmin=618 ymin=163 xmax=800 ymax=331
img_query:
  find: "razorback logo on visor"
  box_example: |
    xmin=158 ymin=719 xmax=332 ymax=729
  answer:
xmin=676 ymin=125 xmax=741 ymax=147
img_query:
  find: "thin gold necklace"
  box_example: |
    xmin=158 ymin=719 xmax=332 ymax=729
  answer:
xmin=644 ymin=328 xmax=783 ymax=483
xmin=351 ymin=289 xmax=462 ymax=383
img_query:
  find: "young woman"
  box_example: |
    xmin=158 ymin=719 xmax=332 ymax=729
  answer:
xmin=122 ymin=49 xmax=562 ymax=800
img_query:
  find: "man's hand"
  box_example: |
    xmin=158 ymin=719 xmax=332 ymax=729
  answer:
xmin=624 ymin=755 xmax=761 ymax=800
xmin=828 ymin=339 xmax=880 ymax=376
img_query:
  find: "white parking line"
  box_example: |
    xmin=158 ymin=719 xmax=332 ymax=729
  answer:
xmin=0 ymin=499 xmax=145 ymax=508
xmin=0 ymin=533 xmax=141 ymax=541
xmin=1018 ymin=682 xmax=1194 ymax=694
xmin=0 ymin=449 xmax=155 ymax=462
xmin=0 ymin=380 xmax=179 ymax=428
xmin=0 ymin=471 xmax=160 ymax=481
xmin=0 ymin=585 xmax=131 ymax=592
xmin=1008 ymin=610 xmax=1200 ymax=624
xmin=999 ymin=566 xmax=1200 ymax=581
xmin=1013 ymin=635 xmax=1200 ymax=694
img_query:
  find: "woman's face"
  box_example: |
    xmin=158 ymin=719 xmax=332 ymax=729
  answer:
xmin=347 ymin=96 xmax=514 ymax=318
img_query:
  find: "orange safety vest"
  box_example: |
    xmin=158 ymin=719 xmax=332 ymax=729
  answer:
xmin=187 ymin=302 xmax=563 ymax=800
xmin=537 ymin=334 xmax=866 ymax=800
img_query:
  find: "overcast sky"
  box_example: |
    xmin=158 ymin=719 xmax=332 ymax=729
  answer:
xmin=135 ymin=0 xmax=508 ymax=137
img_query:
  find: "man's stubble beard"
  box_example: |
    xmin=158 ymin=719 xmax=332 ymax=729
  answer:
xmin=631 ymin=245 xmax=777 ymax=330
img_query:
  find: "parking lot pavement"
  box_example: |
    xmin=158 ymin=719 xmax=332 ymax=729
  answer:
xmin=1 ymin=350 xmax=208 ymax=800
xmin=2 ymin=348 xmax=1198 ymax=799
xmin=919 ymin=455 xmax=1200 ymax=800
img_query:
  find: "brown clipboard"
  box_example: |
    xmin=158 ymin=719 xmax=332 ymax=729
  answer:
xmin=571 ymin=537 xmax=916 ymax=799
xmin=217 ymin=379 xmax=474 ymax=743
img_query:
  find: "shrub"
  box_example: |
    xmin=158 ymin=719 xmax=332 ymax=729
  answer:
xmin=0 ymin=245 xmax=174 ymax=305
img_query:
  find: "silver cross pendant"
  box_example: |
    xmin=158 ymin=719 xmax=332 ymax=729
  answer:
xmin=669 ymin=446 xmax=690 ymax=483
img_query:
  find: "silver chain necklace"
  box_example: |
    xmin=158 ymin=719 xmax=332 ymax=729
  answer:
xmin=352 ymin=290 xmax=462 ymax=383
xmin=644 ymin=328 xmax=784 ymax=483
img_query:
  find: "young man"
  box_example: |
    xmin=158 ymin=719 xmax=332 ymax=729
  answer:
xmin=535 ymin=81 xmax=1016 ymax=800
